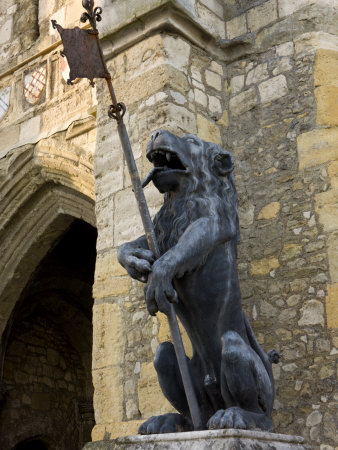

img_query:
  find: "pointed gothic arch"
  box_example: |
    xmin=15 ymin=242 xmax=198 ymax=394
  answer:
xmin=0 ymin=135 xmax=97 ymax=449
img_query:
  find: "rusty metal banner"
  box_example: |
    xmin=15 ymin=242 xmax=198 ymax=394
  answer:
xmin=51 ymin=22 xmax=109 ymax=86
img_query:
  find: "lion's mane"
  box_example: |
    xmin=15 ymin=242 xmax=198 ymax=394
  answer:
xmin=153 ymin=141 xmax=240 ymax=255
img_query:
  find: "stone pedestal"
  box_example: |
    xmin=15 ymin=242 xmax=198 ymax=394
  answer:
xmin=83 ymin=429 xmax=311 ymax=449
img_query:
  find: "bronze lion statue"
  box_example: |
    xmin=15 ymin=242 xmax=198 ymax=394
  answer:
xmin=118 ymin=130 xmax=279 ymax=434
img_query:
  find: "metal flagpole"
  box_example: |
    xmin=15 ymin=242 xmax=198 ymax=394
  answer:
xmin=52 ymin=0 xmax=203 ymax=431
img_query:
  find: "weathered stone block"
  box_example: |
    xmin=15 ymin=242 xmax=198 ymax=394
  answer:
xmin=328 ymin=161 xmax=338 ymax=189
xmin=315 ymin=189 xmax=338 ymax=232
xmin=306 ymin=411 xmax=323 ymax=427
xmin=199 ymin=0 xmax=223 ymax=18
xmin=255 ymin=16 xmax=293 ymax=51
xmin=226 ymin=14 xmax=247 ymax=40
xmin=297 ymin=128 xmax=338 ymax=169
xmin=95 ymin=209 xmax=114 ymax=255
xmin=239 ymin=203 xmax=255 ymax=228
xmin=114 ymin=189 xmax=143 ymax=247
xmin=208 ymin=95 xmax=222 ymax=114
xmin=316 ymin=86 xmax=338 ymax=126
xmin=196 ymin=114 xmax=221 ymax=145
xmin=281 ymin=244 xmax=303 ymax=261
xmin=325 ymin=284 xmax=338 ymax=328
xmin=257 ymin=202 xmax=280 ymax=220
xmin=259 ymin=75 xmax=288 ymax=104
xmin=92 ymin=366 xmax=124 ymax=424
xmin=298 ymin=299 xmax=324 ymax=327
xmin=276 ymin=42 xmax=294 ymax=57
xmin=247 ymin=0 xmax=277 ymax=32
xmin=92 ymin=302 xmax=126 ymax=369
xmin=137 ymin=362 xmax=175 ymax=418
xmin=196 ymin=3 xmax=225 ymax=39
xmin=94 ymin=251 xmax=132 ymax=299
xmin=91 ymin=421 xmax=144 ymax=442
xmin=315 ymin=49 xmax=338 ymax=87
xmin=170 ymin=90 xmax=186 ymax=105
xmin=246 ymin=63 xmax=269 ymax=85
xmin=162 ymin=35 xmax=191 ymax=72
xmin=230 ymin=75 xmax=244 ymax=94
xmin=229 ymin=88 xmax=258 ymax=116
xmin=157 ymin=312 xmax=193 ymax=358
xmin=251 ymin=257 xmax=280 ymax=276
xmin=194 ymin=88 xmax=208 ymax=106
xmin=205 ymin=70 xmax=222 ymax=90
xmin=327 ymin=232 xmax=338 ymax=283
xmin=272 ymin=57 xmax=292 ymax=76
xmin=210 ymin=61 xmax=223 ymax=76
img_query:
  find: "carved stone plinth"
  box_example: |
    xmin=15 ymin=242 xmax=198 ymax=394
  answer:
xmin=83 ymin=429 xmax=311 ymax=449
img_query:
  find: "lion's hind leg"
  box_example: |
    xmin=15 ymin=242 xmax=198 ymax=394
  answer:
xmin=208 ymin=330 xmax=274 ymax=432
xmin=138 ymin=342 xmax=193 ymax=434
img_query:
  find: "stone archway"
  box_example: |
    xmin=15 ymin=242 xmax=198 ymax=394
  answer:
xmin=0 ymin=135 xmax=96 ymax=449
xmin=0 ymin=135 xmax=95 ymax=345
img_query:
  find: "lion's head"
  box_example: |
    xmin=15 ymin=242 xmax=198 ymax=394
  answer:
xmin=145 ymin=129 xmax=239 ymax=254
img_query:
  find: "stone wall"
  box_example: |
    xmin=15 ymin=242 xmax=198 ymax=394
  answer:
xmin=1 ymin=312 xmax=86 ymax=449
xmin=226 ymin=34 xmax=337 ymax=447
xmin=92 ymin=2 xmax=338 ymax=449
xmin=0 ymin=0 xmax=337 ymax=449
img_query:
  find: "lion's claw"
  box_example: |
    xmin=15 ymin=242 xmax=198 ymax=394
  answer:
xmin=207 ymin=407 xmax=274 ymax=432
xmin=138 ymin=413 xmax=192 ymax=435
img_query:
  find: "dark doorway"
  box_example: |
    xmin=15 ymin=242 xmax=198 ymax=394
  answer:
xmin=0 ymin=219 xmax=97 ymax=450
xmin=14 ymin=438 xmax=48 ymax=450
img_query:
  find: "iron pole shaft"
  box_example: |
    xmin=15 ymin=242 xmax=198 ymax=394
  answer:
xmin=104 ymin=77 xmax=203 ymax=431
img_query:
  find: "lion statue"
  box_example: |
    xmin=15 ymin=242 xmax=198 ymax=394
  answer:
xmin=118 ymin=129 xmax=279 ymax=434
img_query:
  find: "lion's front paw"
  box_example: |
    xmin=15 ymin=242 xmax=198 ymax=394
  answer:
xmin=117 ymin=245 xmax=155 ymax=283
xmin=138 ymin=413 xmax=192 ymax=435
xmin=207 ymin=407 xmax=273 ymax=432
xmin=145 ymin=261 xmax=178 ymax=316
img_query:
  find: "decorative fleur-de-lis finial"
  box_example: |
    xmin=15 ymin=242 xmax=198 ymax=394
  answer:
xmin=80 ymin=0 xmax=102 ymax=31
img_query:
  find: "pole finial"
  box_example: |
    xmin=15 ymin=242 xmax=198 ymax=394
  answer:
xmin=80 ymin=0 xmax=103 ymax=31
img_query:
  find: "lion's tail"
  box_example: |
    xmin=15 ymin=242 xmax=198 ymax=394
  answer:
xmin=243 ymin=312 xmax=274 ymax=414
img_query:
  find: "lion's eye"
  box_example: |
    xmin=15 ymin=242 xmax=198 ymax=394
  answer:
xmin=186 ymin=137 xmax=199 ymax=144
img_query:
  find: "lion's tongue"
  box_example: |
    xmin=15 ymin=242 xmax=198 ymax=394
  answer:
xmin=141 ymin=166 xmax=166 ymax=188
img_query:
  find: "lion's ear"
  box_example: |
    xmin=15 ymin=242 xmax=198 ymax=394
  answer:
xmin=214 ymin=152 xmax=234 ymax=176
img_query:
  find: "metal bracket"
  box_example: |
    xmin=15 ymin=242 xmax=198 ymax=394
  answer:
xmin=108 ymin=102 xmax=126 ymax=121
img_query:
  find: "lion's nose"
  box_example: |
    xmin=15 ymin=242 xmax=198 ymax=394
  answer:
xmin=151 ymin=129 xmax=163 ymax=141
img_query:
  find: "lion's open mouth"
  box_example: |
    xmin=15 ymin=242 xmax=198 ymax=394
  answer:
xmin=148 ymin=149 xmax=186 ymax=171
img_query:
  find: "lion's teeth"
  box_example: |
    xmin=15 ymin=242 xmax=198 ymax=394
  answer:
xmin=166 ymin=152 xmax=171 ymax=162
